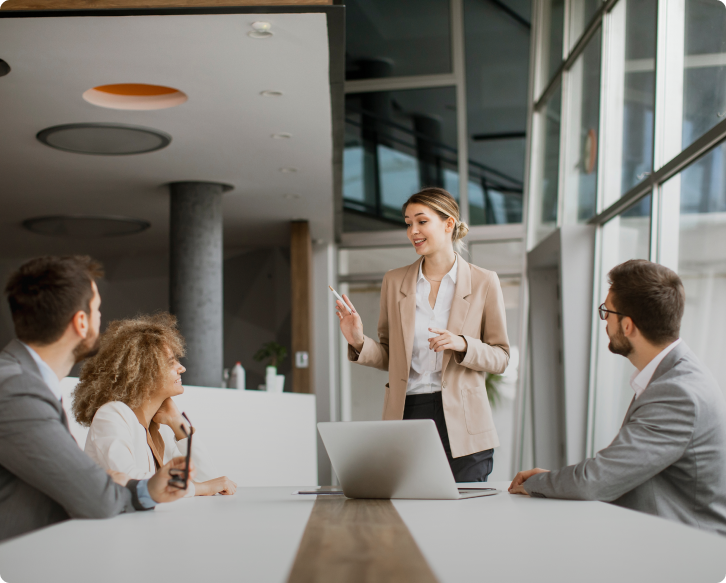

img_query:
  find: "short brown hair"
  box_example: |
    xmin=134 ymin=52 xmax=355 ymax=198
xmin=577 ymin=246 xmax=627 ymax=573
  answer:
xmin=4 ymin=256 xmax=103 ymax=345
xmin=73 ymin=313 xmax=186 ymax=426
xmin=608 ymin=259 xmax=685 ymax=345
xmin=402 ymin=187 xmax=469 ymax=253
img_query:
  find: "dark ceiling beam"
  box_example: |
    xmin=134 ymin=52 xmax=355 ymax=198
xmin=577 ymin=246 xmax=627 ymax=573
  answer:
xmin=486 ymin=0 xmax=531 ymax=30
xmin=1 ymin=0 xmax=330 ymax=10
xmin=471 ymin=131 xmax=526 ymax=141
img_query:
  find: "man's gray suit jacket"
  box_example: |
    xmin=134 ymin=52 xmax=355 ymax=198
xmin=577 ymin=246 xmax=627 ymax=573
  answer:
xmin=524 ymin=341 xmax=726 ymax=536
xmin=0 ymin=340 xmax=147 ymax=543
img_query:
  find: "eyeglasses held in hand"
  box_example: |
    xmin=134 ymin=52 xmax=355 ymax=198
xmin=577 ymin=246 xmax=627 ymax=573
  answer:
xmin=168 ymin=412 xmax=192 ymax=490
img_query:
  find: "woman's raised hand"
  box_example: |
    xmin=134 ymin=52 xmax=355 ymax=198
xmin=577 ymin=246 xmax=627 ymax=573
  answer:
xmin=152 ymin=397 xmax=188 ymax=440
xmin=335 ymin=294 xmax=365 ymax=353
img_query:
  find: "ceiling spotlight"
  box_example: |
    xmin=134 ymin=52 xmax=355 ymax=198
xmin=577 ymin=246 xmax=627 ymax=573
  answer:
xmin=260 ymin=90 xmax=283 ymax=97
xmin=23 ymin=215 xmax=150 ymax=238
xmin=279 ymin=167 xmax=298 ymax=173
xmin=37 ymin=123 xmax=171 ymax=155
xmin=249 ymin=21 xmax=273 ymax=38
xmin=0 ymin=59 xmax=10 ymax=77
xmin=271 ymin=133 xmax=292 ymax=139
xmin=83 ymin=83 xmax=187 ymax=111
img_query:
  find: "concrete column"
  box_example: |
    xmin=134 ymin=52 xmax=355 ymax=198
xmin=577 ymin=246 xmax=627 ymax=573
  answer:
xmin=169 ymin=181 xmax=230 ymax=387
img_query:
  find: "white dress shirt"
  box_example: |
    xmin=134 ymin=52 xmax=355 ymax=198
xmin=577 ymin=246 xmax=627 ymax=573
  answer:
xmin=407 ymin=256 xmax=458 ymax=395
xmin=84 ymin=401 xmax=219 ymax=497
xmin=21 ymin=342 xmax=61 ymax=401
xmin=630 ymin=338 xmax=682 ymax=399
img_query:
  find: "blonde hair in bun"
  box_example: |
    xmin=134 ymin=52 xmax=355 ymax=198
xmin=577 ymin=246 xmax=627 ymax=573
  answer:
xmin=402 ymin=187 xmax=468 ymax=253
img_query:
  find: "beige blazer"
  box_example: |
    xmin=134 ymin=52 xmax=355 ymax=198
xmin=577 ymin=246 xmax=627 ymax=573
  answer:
xmin=349 ymin=255 xmax=510 ymax=458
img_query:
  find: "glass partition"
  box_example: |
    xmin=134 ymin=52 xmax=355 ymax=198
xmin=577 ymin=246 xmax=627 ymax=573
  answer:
xmin=568 ymin=0 xmax=602 ymax=50
xmin=591 ymin=193 xmax=651 ymax=453
xmin=619 ymin=0 xmax=657 ymax=196
xmin=682 ymin=0 xmax=726 ymax=149
xmin=662 ymin=141 xmax=726 ymax=396
xmin=343 ymin=87 xmax=459 ymax=231
xmin=344 ymin=0 xmax=452 ymax=80
xmin=539 ymin=0 xmax=565 ymax=92
xmin=532 ymin=84 xmax=562 ymax=244
xmin=464 ymin=0 xmax=530 ymax=226
xmin=563 ymin=27 xmax=602 ymax=224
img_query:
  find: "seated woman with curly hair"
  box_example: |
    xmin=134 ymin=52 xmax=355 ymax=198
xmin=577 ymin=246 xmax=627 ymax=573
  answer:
xmin=73 ymin=313 xmax=236 ymax=497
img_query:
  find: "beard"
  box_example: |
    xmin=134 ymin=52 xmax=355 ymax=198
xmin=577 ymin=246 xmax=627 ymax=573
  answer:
xmin=607 ymin=320 xmax=633 ymax=357
xmin=73 ymin=331 xmax=101 ymax=364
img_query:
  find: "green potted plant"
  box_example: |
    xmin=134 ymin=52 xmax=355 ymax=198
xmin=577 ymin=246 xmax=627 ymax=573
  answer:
xmin=253 ymin=341 xmax=287 ymax=392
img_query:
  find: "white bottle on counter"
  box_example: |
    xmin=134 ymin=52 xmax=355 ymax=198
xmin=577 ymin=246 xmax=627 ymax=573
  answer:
xmin=229 ymin=362 xmax=246 ymax=391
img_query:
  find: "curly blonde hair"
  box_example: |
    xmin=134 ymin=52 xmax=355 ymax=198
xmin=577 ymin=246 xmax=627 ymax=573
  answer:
xmin=73 ymin=313 xmax=186 ymax=427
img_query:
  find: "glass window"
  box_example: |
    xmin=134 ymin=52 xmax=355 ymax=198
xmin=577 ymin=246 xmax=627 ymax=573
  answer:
xmin=591 ymin=194 xmax=651 ymax=453
xmin=619 ymin=0 xmax=657 ymax=197
xmin=344 ymin=0 xmax=452 ymax=80
xmin=563 ymin=28 xmax=602 ymax=224
xmin=682 ymin=0 xmax=726 ymax=149
xmin=663 ymin=142 xmax=726 ymax=397
xmin=464 ymin=0 xmax=530 ymax=226
xmin=343 ymin=87 xmax=459 ymax=232
xmin=538 ymin=0 xmax=565 ymax=92
xmin=568 ymin=0 xmax=601 ymax=50
xmin=531 ymin=84 xmax=562 ymax=245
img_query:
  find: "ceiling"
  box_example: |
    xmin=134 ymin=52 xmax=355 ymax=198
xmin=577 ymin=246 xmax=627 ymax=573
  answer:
xmin=0 ymin=11 xmax=335 ymax=259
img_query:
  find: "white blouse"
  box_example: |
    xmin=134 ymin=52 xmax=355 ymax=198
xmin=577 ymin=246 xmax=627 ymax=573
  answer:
xmin=84 ymin=401 xmax=218 ymax=497
xmin=407 ymin=256 xmax=458 ymax=395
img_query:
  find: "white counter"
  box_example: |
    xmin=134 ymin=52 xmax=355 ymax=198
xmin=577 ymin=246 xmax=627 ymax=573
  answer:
xmin=1 ymin=482 xmax=724 ymax=583
xmin=61 ymin=378 xmax=318 ymax=487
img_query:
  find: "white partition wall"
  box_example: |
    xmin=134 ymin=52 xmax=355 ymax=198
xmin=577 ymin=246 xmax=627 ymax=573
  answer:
xmin=61 ymin=378 xmax=318 ymax=487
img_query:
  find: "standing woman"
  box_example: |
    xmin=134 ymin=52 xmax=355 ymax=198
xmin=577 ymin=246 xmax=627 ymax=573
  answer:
xmin=335 ymin=187 xmax=510 ymax=482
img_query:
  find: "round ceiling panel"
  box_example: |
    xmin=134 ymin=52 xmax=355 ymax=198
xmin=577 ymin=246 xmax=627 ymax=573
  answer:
xmin=83 ymin=83 xmax=187 ymax=110
xmin=36 ymin=123 xmax=171 ymax=155
xmin=23 ymin=215 xmax=151 ymax=238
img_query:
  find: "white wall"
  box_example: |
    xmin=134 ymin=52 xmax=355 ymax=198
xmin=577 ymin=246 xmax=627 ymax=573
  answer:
xmin=62 ymin=379 xmax=318 ymax=487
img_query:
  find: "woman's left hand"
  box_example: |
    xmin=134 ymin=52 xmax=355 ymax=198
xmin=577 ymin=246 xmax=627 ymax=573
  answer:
xmin=195 ymin=476 xmax=238 ymax=496
xmin=428 ymin=328 xmax=467 ymax=353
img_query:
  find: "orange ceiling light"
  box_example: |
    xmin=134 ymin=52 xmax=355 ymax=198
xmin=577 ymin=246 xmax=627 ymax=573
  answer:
xmin=83 ymin=83 xmax=187 ymax=110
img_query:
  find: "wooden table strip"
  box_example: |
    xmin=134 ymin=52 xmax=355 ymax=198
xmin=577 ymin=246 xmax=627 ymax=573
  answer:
xmin=287 ymin=496 xmax=440 ymax=583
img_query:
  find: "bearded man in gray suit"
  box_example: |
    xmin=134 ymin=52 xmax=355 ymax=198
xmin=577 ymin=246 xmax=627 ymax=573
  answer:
xmin=0 ymin=256 xmax=194 ymax=542
xmin=510 ymin=259 xmax=726 ymax=536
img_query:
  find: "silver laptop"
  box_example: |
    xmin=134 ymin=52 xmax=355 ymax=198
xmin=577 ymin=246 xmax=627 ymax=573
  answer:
xmin=317 ymin=420 xmax=499 ymax=500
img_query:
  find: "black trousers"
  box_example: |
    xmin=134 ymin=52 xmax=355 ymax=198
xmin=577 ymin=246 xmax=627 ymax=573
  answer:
xmin=403 ymin=391 xmax=494 ymax=483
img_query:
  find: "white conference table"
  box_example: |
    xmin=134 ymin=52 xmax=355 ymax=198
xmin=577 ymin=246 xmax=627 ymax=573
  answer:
xmin=1 ymin=482 xmax=725 ymax=583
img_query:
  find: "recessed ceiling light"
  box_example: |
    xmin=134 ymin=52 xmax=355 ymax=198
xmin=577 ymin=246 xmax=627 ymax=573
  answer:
xmin=279 ymin=167 xmax=298 ymax=173
xmin=23 ymin=215 xmax=150 ymax=238
xmin=271 ymin=133 xmax=292 ymax=139
xmin=37 ymin=123 xmax=171 ymax=155
xmin=260 ymin=90 xmax=283 ymax=97
xmin=249 ymin=21 xmax=273 ymax=38
xmin=0 ymin=59 xmax=10 ymax=77
xmin=83 ymin=83 xmax=187 ymax=111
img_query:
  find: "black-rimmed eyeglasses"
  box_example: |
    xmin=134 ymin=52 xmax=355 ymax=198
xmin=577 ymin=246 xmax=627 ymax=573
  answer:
xmin=598 ymin=303 xmax=627 ymax=321
xmin=168 ymin=412 xmax=192 ymax=490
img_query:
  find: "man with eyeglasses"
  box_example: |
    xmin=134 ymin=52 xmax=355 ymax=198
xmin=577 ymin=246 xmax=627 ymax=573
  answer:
xmin=509 ymin=259 xmax=726 ymax=536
